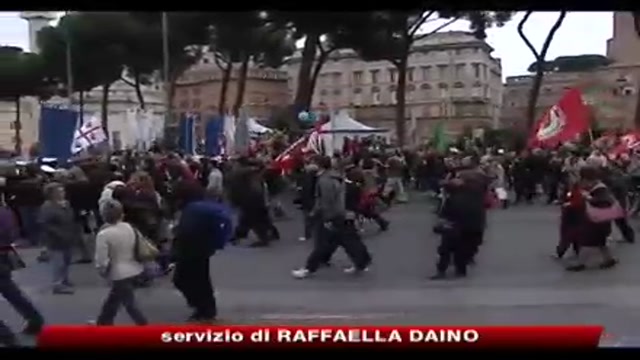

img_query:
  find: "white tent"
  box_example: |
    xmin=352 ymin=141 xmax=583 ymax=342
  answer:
xmin=248 ymin=118 xmax=273 ymax=135
xmin=314 ymin=110 xmax=388 ymax=154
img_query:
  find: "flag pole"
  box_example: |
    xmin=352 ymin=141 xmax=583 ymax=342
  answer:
xmin=161 ymin=12 xmax=171 ymax=142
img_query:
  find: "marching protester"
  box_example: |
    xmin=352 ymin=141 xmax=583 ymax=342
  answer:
xmin=173 ymin=185 xmax=233 ymax=322
xmin=292 ymin=156 xmax=371 ymax=279
xmin=93 ymin=199 xmax=148 ymax=326
xmin=38 ymin=182 xmax=79 ymax=295
xmin=564 ymin=166 xmax=619 ymax=271
xmin=0 ymin=190 xmax=44 ymax=346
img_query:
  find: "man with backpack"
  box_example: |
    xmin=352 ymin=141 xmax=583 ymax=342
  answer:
xmin=172 ymin=185 xmax=233 ymax=322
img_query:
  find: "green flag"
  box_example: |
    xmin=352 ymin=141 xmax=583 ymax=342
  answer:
xmin=432 ymin=121 xmax=449 ymax=152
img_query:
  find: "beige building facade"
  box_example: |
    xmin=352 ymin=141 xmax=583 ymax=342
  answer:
xmin=172 ymin=53 xmax=290 ymax=136
xmin=502 ymin=12 xmax=640 ymax=131
xmin=284 ymin=31 xmax=504 ymax=138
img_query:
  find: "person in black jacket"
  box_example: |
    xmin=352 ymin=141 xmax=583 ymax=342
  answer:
xmin=431 ymin=157 xmax=488 ymax=280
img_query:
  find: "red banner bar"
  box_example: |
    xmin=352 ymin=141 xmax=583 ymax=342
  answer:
xmin=37 ymin=325 xmax=603 ymax=348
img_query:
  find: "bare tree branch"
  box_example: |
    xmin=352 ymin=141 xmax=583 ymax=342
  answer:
xmin=213 ymin=52 xmax=230 ymax=71
xmin=517 ymin=11 xmax=539 ymax=59
xmin=408 ymin=11 xmax=435 ymax=37
xmin=414 ymin=17 xmax=460 ymax=41
xmin=539 ymin=11 xmax=566 ymax=60
xmin=120 ymin=76 xmax=135 ymax=87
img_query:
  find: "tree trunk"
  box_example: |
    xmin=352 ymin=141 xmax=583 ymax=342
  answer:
xmin=526 ymin=71 xmax=544 ymax=130
xmin=308 ymin=50 xmax=331 ymax=108
xmin=79 ymin=90 xmax=85 ymax=124
xmin=101 ymin=83 xmax=110 ymax=136
xmin=518 ymin=11 xmax=566 ymax=130
xmin=292 ymin=32 xmax=320 ymax=127
xmin=232 ymin=54 xmax=250 ymax=117
xmin=13 ymin=96 xmax=21 ymax=155
xmin=134 ymin=71 xmax=146 ymax=110
xmin=218 ymin=62 xmax=232 ymax=116
xmin=634 ymin=87 xmax=640 ymax=129
xmin=394 ymin=56 xmax=408 ymax=147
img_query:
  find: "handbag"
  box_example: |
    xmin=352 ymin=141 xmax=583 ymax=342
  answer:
xmin=133 ymin=226 xmax=160 ymax=263
xmin=585 ymin=183 xmax=626 ymax=223
xmin=586 ymin=201 xmax=625 ymax=223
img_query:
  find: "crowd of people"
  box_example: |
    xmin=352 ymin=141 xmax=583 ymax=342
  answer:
xmin=0 ymin=134 xmax=638 ymax=345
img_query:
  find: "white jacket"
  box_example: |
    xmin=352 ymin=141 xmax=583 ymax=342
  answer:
xmin=99 ymin=181 xmax=126 ymax=211
xmin=95 ymin=222 xmax=144 ymax=281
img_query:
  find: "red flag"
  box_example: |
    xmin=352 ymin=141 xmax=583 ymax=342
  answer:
xmin=528 ymin=88 xmax=589 ymax=148
xmin=608 ymin=131 xmax=640 ymax=158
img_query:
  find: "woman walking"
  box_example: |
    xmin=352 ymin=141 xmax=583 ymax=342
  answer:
xmin=93 ymin=199 xmax=148 ymax=325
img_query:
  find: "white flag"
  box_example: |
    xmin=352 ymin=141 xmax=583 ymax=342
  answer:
xmin=223 ymin=114 xmax=236 ymax=155
xmin=140 ymin=109 xmax=154 ymax=149
xmin=125 ymin=108 xmax=139 ymax=149
xmin=153 ymin=113 xmax=166 ymax=140
xmin=71 ymin=114 xmax=107 ymax=154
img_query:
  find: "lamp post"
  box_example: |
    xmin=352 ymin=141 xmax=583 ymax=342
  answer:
xmin=64 ymin=11 xmax=74 ymax=108
xmin=162 ymin=12 xmax=171 ymax=139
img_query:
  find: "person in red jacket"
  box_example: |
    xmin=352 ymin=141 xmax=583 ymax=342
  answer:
xmin=555 ymin=183 xmax=584 ymax=259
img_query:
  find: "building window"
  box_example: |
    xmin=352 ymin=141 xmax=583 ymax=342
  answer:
xmin=9 ymin=121 xmax=16 ymax=130
xmin=389 ymin=68 xmax=397 ymax=83
xmin=192 ymin=99 xmax=201 ymax=108
xmin=333 ymin=89 xmax=341 ymax=96
xmin=202 ymin=58 xmax=210 ymax=64
xmin=437 ymin=65 xmax=447 ymax=79
xmin=438 ymin=83 xmax=448 ymax=89
xmin=390 ymin=91 xmax=397 ymax=104
xmin=192 ymin=88 xmax=201 ymax=95
xmin=421 ymin=66 xmax=431 ymax=81
xmin=320 ymin=89 xmax=328 ymax=96
xmin=353 ymin=71 xmax=363 ymax=84
xmin=420 ymin=83 xmax=432 ymax=90
xmin=407 ymin=67 xmax=414 ymax=82
xmin=455 ymin=64 xmax=465 ymax=79
xmin=353 ymin=93 xmax=362 ymax=106
xmin=482 ymin=64 xmax=488 ymax=80
xmin=473 ymin=63 xmax=480 ymax=78
xmin=179 ymin=100 xmax=189 ymax=109
xmin=332 ymin=73 xmax=342 ymax=83
xmin=111 ymin=131 xmax=122 ymax=151
xmin=453 ymin=82 xmax=464 ymax=88
xmin=372 ymin=91 xmax=381 ymax=105
xmin=406 ymin=90 xmax=414 ymax=102
xmin=454 ymin=49 xmax=462 ymax=55
xmin=353 ymin=88 xmax=362 ymax=94
xmin=370 ymin=70 xmax=379 ymax=84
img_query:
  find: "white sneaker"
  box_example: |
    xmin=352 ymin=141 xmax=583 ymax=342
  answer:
xmin=298 ymin=237 xmax=307 ymax=242
xmin=343 ymin=266 xmax=369 ymax=274
xmin=291 ymin=268 xmax=311 ymax=279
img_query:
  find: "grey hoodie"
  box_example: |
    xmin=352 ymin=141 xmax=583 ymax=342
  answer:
xmin=313 ymin=170 xmax=346 ymax=221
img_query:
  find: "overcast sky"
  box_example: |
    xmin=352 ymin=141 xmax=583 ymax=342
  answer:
xmin=0 ymin=11 xmax=613 ymax=78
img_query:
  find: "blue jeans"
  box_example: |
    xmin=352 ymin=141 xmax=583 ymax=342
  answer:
xmin=49 ymin=249 xmax=72 ymax=287
xmin=18 ymin=206 xmax=40 ymax=246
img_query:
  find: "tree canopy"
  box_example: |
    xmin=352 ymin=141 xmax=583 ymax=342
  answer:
xmin=527 ymin=54 xmax=613 ymax=73
xmin=15 ymin=11 xmax=518 ymax=144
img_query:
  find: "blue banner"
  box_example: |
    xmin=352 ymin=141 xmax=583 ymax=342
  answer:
xmin=178 ymin=113 xmax=197 ymax=155
xmin=39 ymin=106 xmax=78 ymax=163
xmin=205 ymin=116 xmax=224 ymax=156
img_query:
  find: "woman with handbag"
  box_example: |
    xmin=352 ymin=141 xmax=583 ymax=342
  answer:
xmin=565 ymin=166 xmax=619 ymax=272
xmin=93 ymin=199 xmax=148 ymax=325
xmin=0 ymin=191 xmax=45 ymax=345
